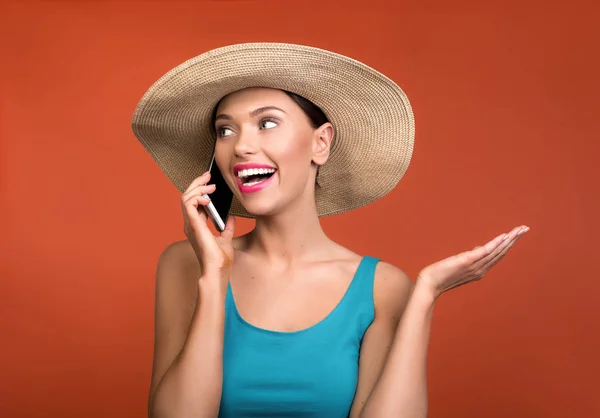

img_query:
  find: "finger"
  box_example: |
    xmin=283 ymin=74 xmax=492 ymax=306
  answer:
xmin=471 ymin=233 xmax=513 ymax=270
xmin=480 ymin=231 xmax=526 ymax=272
xmin=183 ymin=195 xmax=216 ymax=245
xmin=180 ymin=193 xmax=210 ymax=228
xmin=468 ymin=225 xmax=528 ymax=264
xmin=501 ymin=225 xmax=528 ymax=244
xmin=182 ymin=183 xmax=216 ymax=201
xmin=463 ymin=232 xmax=510 ymax=264
xmin=471 ymin=238 xmax=515 ymax=276
xmin=181 ymin=189 xmax=215 ymax=203
xmin=472 ymin=227 xmax=529 ymax=274
xmin=182 ymin=194 xmax=209 ymax=223
xmin=220 ymin=215 xmax=236 ymax=241
xmin=184 ymin=171 xmax=211 ymax=193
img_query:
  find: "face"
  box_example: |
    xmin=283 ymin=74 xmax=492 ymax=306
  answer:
xmin=213 ymin=87 xmax=333 ymax=217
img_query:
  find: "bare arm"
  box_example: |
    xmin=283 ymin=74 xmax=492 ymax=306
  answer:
xmin=360 ymin=226 xmax=528 ymax=417
xmin=147 ymin=171 xmax=237 ymax=417
xmin=348 ymin=262 xmax=416 ymax=418
xmin=359 ymin=278 xmax=433 ymax=418
xmin=148 ymin=241 xmax=227 ymax=418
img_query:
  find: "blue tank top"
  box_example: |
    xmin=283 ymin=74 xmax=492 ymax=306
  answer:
xmin=219 ymin=256 xmax=379 ymax=417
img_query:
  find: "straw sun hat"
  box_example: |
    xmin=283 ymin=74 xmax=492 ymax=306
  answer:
xmin=131 ymin=42 xmax=415 ymax=218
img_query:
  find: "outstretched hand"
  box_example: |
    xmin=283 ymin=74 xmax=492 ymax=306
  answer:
xmin=417 ymin=225 xmax=530 ymax=300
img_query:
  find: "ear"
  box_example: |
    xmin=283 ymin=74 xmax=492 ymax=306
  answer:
xmin=311 ymin=122 xmax=334 ymax=166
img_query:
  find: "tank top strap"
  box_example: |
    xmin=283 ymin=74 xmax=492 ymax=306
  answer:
xmin=328 ymin=255 xmax=379 ymax=339
xmin=338 ymin=255 xmax=379 ymax=312
xmin=350 ymin=255 xmax=379 ymax=293
xmin=225 ymin=282 xmax=234 ymax=322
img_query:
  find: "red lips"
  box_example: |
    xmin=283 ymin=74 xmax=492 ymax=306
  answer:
xmin=234 ymin=162 xmax=277 ymax=194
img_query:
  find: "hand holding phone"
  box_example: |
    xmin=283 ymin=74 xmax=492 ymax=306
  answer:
xmin=181 ymin=170 xmax=236 ymax=283
xmin=202 ymin=153 xmax=234 ymax=232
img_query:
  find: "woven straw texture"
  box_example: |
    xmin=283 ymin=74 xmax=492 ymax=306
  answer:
xmin=131 ymin=42 xmax=415 ymax=218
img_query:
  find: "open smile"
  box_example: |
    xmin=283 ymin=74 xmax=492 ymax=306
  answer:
xmin=234 ymin=164 xmax=278 ymax=194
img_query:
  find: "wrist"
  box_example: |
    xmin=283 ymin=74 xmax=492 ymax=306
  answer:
xmin=198 ymin=274 xmax=229 ymax=301
xmin=413 ymin=276 xmax=438 ymax=308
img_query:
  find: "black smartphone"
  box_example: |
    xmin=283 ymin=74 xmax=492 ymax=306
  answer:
xmin=202 ymin=152 xmax=233 ymax=232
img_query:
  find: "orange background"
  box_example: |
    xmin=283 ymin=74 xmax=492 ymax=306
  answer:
xmin=1 ymin=1 xmax=598 ymax=417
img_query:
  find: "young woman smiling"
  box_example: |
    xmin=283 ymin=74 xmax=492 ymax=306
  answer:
xmin=132 ymin=43 xmax=529 ymax=418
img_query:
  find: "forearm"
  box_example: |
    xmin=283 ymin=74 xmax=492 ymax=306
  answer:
xmin=362 ymin=280 xmax=435 ymax=418
xmin=150 ymin=278 xmax=227 ymax=418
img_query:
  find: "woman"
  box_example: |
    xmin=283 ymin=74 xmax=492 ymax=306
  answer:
xmin=132 ymin=43 xmax=528 ymax=418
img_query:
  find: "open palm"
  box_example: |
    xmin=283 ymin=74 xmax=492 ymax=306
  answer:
xmin=418 ymin=225 xmax=530 ymax=299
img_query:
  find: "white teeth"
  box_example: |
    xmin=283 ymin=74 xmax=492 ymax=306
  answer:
xmin=237 ymin=167 xmax=276 ymax=179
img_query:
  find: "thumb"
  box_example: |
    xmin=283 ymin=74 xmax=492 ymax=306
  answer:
xmin=220 ymin=215 xmax=236 ymax=241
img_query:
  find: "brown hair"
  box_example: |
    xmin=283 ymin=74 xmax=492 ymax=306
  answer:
xmin=211 ymin=90 xmax=329 ymax=134
xmin=283 ymin=91 xmax=329 ymax=128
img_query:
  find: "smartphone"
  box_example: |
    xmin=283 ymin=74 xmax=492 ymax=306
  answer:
xmin=202 ymin=152 xmax=233 ymax=232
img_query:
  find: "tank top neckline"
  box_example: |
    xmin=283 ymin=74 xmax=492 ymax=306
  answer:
xmin=226 ymin=256 xmax=370 ymax=336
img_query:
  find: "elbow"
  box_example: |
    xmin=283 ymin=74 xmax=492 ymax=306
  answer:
xmin=359 ymin=405 xmax=428 ymax=418
xmin=148 ymin=398 xmax=219 ymax=418
xmin=147 ymin=399 xmax=163 ymax=418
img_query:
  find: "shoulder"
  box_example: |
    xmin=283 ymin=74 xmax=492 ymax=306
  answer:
xmin=155 ymin=239 xmax=201 ymax=299
xmin=328 ymin=243 xmax=413 ymax=318
xmin=158 ymin=239 xmax=196 ymax=263
xmin=373 ymin=261 xmax=413 ymax=319
xmin=157 ymin=239 xmax=200 ymax=275
xmin=152 ymin=240 xmax=201 ymax=343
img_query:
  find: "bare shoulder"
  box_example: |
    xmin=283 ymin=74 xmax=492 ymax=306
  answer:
xmin=373 ymin=261 xmax=414 ymax=319
xmin=326 ymin=244 xmax=413 ymax=315
xmin=157 ymin=239 xmax=201 ymax=281
xmin=154 ymin=238 xmax=201 ymax=332
xmin=158 ymin=234 xmax=250 ymax=276
xmin=154 ymin=239 xmax=203 ymax=321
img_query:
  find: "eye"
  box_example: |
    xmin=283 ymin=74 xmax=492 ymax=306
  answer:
xmin=217 ymin=126 xmax=233 ymax=138
xmin=259 ymin=118 xmax=278 ymax=130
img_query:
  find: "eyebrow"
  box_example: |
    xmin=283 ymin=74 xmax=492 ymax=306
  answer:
xmin=214 ymin=106 xmax=287 ymax=122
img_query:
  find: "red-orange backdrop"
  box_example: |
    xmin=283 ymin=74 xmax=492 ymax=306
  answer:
xmin=1 ymin=1 xmax=598 ymax=417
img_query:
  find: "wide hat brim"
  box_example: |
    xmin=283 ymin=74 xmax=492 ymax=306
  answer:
xmin=131 ymin=42 xmax=415 ymax=218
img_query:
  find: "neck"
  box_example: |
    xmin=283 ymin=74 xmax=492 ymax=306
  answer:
xmin=245 ymin=196 xmax=331 ymax=268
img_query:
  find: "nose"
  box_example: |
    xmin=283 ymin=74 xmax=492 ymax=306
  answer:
xmin=233 ymin=127 xmax=259 ymax=158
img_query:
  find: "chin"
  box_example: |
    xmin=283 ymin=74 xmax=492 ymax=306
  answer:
xmin=236 ymin=182 xmax=311 ymax=218
xmin=240 ymin=200 xmax=280 ymax=218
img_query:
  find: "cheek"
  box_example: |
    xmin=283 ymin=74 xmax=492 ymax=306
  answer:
xmin=268 ymin=130 xmax=313 ymax=168
xmin=273 ymin=136 xmax=315 ymax=194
